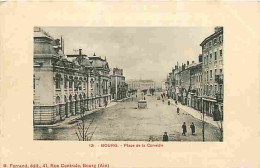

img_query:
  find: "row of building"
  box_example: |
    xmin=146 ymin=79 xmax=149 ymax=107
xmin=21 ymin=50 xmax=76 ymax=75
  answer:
xmin=33 ymin=27 xmax=128 ymax=125
xmin=127 ymin=79 xmax=155 ymax=91
xmin=165 ymin=27 xmax=224 ymax=119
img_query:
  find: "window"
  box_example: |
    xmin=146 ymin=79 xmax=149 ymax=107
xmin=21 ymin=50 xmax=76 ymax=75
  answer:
xmin=215 ymin=85 xmax=218 ymax=94
xmin=219 ymin=35 xmax=223 ymax=43
xmin=209 ymin=41 xmax=212 ymax=47
xmin=56 ymin=77 xmax=60 ymax=90
xmin=69 ymin=80 xmax=72 ymax=89
xmin=64 ymin=78 xmax=67 ymax=88
xmin=213 ymin=38 xmax=217 ymax=44
xmin=220 ymin=49 xmax=223 ymax=56
xmin=209 ymin=54 xmax=212 ymax=62
xmin=79 ymin=81 xmax=82 ymax=90
xmin=215 ymin=69 xmax=217 ymax=76
xmin=220 ymin=69 xmax=223 ymax=74
xmin=210 ymin=70 xmax=213 ymax=79
xmin=214 ymin=52 xmax=217 ymax=60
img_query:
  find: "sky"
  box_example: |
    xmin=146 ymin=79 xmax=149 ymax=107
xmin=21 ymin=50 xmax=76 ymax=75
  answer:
xmin=42 ymin=27 xmax=214 ymax=84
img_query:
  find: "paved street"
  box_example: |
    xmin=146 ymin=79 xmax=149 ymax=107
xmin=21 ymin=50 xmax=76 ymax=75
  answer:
xmin=34 ymin=92 xmax=219 ymax=141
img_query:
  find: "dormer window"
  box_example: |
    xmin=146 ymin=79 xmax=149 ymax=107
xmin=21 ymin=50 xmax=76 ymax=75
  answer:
xmin=213 ymin=38 xmax=217 ymax=44
xmin=219 ymin=35 xmax=223 ymax=43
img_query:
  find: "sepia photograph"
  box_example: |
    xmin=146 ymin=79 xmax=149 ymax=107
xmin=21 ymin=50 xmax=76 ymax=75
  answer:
xmin=33 ymin=27 xmax=224 ymax=141
xmin=2 ymin=1 xmax=260 ymax=168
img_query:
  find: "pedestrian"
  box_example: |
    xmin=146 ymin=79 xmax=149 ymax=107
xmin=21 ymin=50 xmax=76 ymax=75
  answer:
xmin=104 ymin=100 xmax=107 ymax=108
xmin=182 ymin=122 xmax=187 ymax=136
xmin=175 ymin=100 xmax=178 ymax=105
xmin=168 ymin=99 xmax=170 ymax=105
xmin=177 ymin=107 xmax=180 ymax=115
xmin=190 ymin=122 xmax=195 ymax=135
xmin=163 ymin=132 xmax=168 ymax=141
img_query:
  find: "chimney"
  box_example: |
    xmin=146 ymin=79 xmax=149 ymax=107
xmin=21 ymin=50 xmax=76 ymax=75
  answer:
xmin=199 ymin=54 xmax=202 ymax=63
xmin=60 ymin=36 xmax=63 ymax=52
xmin=79 ymin=49 xmax=82 ymax=56
xmin=214 ymin=26 xmax=223 ymax=33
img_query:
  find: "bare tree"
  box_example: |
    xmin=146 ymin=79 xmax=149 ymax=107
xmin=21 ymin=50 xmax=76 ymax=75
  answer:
xmin=214 ymin=105 xmax=223 ymax=142
xmin=75 ymin=106 xmax=97 ymax=141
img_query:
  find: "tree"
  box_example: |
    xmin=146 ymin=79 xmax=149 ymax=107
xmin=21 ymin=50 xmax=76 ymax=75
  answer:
xmin=214 ymin=103 xmax=223 ymax=142
xmin=75 ymin=106 xmax=97 ymax=141
xmin=141 ymin=89 xmax=147 ymax=95
xmin=149 ymin=88 xmax=155 ymax=96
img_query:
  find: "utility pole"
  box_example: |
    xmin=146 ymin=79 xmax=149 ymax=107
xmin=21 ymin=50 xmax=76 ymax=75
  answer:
xmin=202 ymin=98 xmax=205 ymax=142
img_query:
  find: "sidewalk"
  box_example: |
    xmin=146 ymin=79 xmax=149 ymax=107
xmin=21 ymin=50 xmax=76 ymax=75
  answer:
xmin=171 ymin=100 xmax=219 ymax=127
xmin=34 ymin=101 xmax=118 ymax=128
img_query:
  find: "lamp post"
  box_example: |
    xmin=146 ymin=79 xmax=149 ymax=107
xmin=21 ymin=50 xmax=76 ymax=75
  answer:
xmin=202 ymin=97 xmax=205 ymax=142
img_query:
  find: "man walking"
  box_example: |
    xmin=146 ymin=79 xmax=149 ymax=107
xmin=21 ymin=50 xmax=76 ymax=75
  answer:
xmin=163 ymin=132 xmax=168 ymax=141
xmin=190 ymin=122 xmax=195 ymax=135
xmin=177 ymin=107 xmax=180 ymax=115
xmin=182 ymin=122 xmax=187 ymax=136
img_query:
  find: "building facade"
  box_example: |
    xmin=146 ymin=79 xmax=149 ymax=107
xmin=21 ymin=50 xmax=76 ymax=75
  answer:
xmin=190 ymin=62 xmax=203 ymax=110
xmin=127 ymin=79 xmax=155 ymax=91
xmin=110 ymin=68 xmax=128 ymax=100
xmin=33 ymin=27 xmax=111 ymax=125
xmin=200 ymin=27 xmax=224 ymax=117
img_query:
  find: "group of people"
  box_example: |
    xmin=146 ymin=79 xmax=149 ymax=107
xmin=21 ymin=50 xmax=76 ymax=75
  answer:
xmin=162 ymin=122 xmax=196 ymax=141
xmin=182 ymin=122 xmax=196 ymax=136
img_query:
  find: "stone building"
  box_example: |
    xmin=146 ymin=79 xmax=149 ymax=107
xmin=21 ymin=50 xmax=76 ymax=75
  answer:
xmin=190 ymin=61 xmax=203 ymax=110
xmin=200 ymin=26 xmax=224 ymax=117
xmin=110 ymin=67 xmax=128 ymax=100
xmin=170 ymin=60 xmax=202 ymax=107
xmin=173 ymin=64 xmax=182 ymax=101
xmin=165 ymin=71 xmax=175 ymax=98
xmin=127 ymin=79 xmax=155 ymax=91
xmin=33 ymin=27 xmax=111 ymax=125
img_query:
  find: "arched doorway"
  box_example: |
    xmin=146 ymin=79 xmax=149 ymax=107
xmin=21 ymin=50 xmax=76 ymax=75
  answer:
xmin=74 ymin=94 xmax=78 ymax=114
xmin=79 ymin=94 xmax=83 ymax=113
xmin=69 ymin=95 xmax=73 ymax=115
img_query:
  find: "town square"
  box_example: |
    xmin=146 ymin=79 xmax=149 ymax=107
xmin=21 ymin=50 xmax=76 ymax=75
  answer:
xmin=33 ymin=27 xmax=223 ymax=141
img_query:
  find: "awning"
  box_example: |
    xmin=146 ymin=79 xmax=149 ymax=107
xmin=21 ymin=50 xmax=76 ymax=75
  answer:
xmin=202 ymin=97 xmax=217 ymax=102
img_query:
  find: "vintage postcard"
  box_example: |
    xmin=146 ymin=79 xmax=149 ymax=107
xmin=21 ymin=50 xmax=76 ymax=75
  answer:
xmin=0 ymin=1 xmax=259 ymax=168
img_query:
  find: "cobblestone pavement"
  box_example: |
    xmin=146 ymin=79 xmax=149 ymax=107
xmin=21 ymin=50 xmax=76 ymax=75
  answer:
xmin=34 ymin=93 xmax=220 ymax=141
